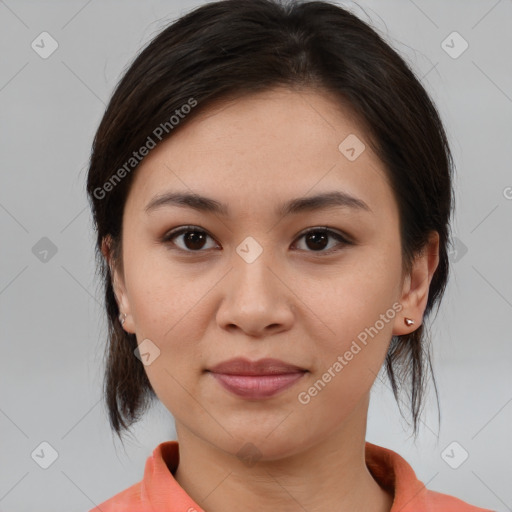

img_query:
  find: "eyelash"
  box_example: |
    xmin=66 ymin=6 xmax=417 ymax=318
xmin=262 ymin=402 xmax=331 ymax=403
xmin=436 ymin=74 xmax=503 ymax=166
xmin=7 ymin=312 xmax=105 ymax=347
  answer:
xmin=161 ymin=225 xmax=353 ymax=256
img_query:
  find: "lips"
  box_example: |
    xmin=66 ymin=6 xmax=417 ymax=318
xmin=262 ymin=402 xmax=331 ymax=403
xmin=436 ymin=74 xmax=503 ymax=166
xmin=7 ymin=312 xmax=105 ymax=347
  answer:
xmin=206 ymin=357 xmax=307 ymax=399
xmin=207 ymin=357 xmax=306 ymax=376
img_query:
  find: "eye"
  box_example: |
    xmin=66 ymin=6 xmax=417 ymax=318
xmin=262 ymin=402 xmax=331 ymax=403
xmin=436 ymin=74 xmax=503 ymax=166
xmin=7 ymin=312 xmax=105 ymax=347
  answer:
xmin=292 ymin=227 xmax=351 ymax=254
xmin=162 ymin=226 xmax=219 ymax=252
xmin=162 ymin=226 xmax=352 ymax=254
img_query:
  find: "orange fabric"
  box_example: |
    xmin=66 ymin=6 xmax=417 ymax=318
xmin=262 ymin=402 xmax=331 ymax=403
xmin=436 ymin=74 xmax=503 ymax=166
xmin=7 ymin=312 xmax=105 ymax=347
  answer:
xmin=90 ymin=441 xmax=494 ymax=511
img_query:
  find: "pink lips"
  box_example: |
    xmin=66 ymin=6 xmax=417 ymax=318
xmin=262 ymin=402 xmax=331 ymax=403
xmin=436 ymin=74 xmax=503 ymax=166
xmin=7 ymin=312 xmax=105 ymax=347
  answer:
xmin=207 ymin=357 xmax=307 ymax=399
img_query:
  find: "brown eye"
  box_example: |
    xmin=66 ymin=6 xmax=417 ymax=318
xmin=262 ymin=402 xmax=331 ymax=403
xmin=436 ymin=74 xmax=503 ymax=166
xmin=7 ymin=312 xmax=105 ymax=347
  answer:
xmin=293 ymin=228 xmax=351 ymax=254
xmin=304 ymin=231 xmax=329 ymax=251
xmin=163 ymin=226 xmax=218 ymax=252
xmin=163 ymin=225 xmax=351 ymax=255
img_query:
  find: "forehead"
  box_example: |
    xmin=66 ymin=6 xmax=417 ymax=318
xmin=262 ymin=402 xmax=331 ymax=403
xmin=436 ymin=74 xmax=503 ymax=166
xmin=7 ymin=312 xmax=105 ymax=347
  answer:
xmin=126 ymin=87 xmax=396 ymax=220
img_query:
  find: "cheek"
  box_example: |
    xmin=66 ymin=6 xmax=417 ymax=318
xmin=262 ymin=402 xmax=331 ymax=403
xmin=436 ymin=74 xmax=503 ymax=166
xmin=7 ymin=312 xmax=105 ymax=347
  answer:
xmin=124 ymin=252 xmax=218 ymax=398
xmin=296 ymin=251 xmax=402 ymax=335
xmin=294 ymin=251 xmax=402 ymax=391
xmin=125 ymin=257 xmax=209 ymax=412
xmin=294 ymin=280 xmax=400 ymax=423
xmin=124 ymin=247 xmax=202 ymax=336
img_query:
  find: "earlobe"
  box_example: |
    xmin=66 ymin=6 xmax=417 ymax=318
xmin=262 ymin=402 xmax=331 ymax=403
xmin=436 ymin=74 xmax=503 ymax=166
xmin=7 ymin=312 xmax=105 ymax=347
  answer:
xmin=392 ymin=231 xmax=440 ymax=336
xmin=111 ymin=268 xmax=135 ymax=333
xmin=118 ymin=312 xmax=127 ymax=326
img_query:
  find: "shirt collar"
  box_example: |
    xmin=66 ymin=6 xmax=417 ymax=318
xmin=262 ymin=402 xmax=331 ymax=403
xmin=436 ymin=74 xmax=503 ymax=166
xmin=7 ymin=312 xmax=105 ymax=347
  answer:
xmin=365 ymin=441 xmax=429 ymax=510
xmin=141 ymin=440 xmax=429 ymax=511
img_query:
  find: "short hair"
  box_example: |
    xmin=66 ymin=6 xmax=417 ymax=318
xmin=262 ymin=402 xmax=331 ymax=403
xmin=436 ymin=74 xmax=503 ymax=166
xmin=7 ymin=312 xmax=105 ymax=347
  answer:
xmin=86 ymin=0 xmax=454 ymax=441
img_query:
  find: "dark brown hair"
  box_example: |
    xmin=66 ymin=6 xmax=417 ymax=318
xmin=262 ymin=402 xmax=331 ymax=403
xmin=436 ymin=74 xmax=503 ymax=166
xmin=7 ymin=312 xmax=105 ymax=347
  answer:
xmin=86 ymin=0 xmax=454 ymax=441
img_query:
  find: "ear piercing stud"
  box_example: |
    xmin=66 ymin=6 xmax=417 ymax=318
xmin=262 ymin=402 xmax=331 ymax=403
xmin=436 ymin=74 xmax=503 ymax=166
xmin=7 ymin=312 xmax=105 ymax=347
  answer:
xmin=404 ymin=317 xmax=414 ymax=326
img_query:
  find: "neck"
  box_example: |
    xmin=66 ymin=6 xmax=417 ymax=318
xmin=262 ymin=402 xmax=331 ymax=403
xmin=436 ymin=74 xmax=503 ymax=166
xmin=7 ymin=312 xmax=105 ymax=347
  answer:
xmin=173 ymin=398 xmax=393 ymax=512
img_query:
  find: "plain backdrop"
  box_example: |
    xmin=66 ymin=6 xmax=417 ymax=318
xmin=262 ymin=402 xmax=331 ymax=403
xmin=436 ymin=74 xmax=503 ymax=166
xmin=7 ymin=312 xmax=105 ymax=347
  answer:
xmin=0 ymin=0 xmax=511 ymax=511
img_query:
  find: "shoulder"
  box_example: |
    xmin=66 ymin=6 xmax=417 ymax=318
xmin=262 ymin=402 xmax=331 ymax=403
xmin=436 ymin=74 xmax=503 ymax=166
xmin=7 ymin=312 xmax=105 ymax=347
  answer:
xmin=88 ymin=481 xmax=151 ymax=512
xmin=365 ymin=441 xmax=495 ymax=512
xmin=88 ymin=441 xmax=187 ymax=512
xmin=423 ymin=488 xmax=495 ymax=512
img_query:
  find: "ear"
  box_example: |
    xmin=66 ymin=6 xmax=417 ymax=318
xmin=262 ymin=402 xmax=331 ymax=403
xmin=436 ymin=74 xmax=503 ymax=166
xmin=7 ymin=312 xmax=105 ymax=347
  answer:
xmin=393 ymin=231 xmax=440 ymax=336
xmin=101 ymin=235 xmax=135 ymax=334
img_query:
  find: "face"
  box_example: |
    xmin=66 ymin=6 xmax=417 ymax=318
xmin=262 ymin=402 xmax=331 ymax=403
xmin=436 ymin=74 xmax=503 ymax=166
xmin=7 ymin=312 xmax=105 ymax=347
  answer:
xmin=108 ymin=87 xmax=437 ymax=460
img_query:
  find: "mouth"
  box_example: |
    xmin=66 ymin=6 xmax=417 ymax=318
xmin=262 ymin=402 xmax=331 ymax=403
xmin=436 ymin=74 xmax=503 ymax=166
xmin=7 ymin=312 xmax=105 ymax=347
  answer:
xmin=207 ymin=357 xmax=307 ymax=375
xmin=206 ymin=357 xmax=308 ymax=399
xmin=207 ymin=371 xmax=307 ymax=399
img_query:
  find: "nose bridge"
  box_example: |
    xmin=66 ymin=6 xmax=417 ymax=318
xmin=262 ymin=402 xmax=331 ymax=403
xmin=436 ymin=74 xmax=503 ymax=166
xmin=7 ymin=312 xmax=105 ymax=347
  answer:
xmin=215 ymin=234 xmax=294 ymax=335
xmin=232 ymin=234 xmax=277 ymax=300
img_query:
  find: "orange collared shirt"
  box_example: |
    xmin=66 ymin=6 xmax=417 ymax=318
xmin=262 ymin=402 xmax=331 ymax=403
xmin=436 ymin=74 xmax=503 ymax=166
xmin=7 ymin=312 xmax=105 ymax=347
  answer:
xmin=90 ymin=441 xmax=494 ymax=511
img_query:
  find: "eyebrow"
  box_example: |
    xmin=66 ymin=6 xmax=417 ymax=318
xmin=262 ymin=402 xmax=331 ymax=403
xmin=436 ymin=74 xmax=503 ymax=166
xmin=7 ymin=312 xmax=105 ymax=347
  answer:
xmin=144 ymin=190 xmax=372 ymax=217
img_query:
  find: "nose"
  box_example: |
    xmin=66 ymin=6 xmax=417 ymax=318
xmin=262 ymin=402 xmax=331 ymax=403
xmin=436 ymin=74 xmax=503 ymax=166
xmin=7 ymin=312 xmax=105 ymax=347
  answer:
xmin=215 ymin=249 xmax=295 ymax=337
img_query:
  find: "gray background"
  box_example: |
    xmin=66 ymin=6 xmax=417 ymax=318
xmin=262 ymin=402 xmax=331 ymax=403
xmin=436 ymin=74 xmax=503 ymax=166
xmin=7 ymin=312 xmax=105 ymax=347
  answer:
xmin=1 ymin=0 xmax=511 ymax=510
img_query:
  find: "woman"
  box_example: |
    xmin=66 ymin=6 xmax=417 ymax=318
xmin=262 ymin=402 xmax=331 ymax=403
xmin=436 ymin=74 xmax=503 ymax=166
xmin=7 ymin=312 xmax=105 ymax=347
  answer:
xmin=86 ymin=0 xmax=494 ymax=510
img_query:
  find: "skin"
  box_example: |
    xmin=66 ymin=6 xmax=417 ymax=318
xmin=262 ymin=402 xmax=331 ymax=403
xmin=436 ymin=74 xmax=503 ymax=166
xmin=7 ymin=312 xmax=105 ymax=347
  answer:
xmin=104 ymin=86 xmax=440 ymax=512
